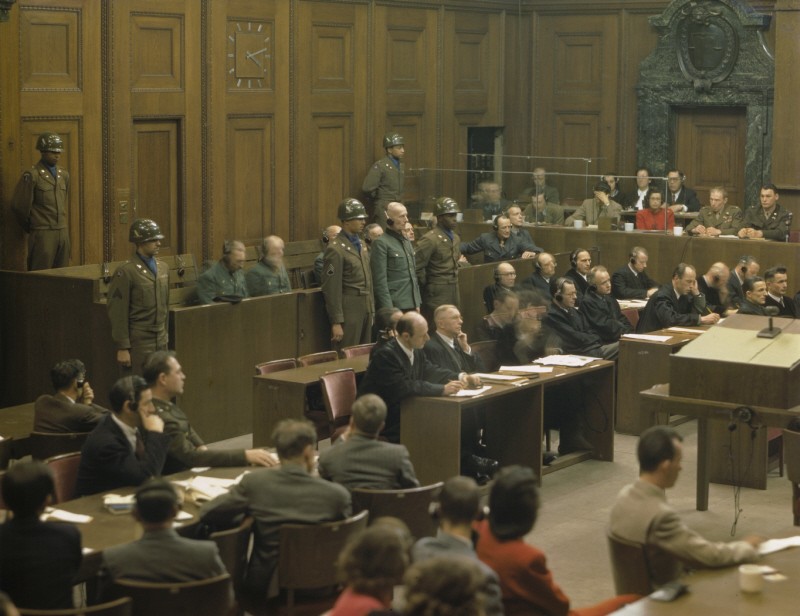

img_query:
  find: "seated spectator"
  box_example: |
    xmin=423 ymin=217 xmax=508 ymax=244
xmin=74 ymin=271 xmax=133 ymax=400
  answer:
xmin=636 ymin=264 xmax=720 ymax=333
xmin=636 ymin=187 xmax=675 ymax=231
xmin=522 ymin=251 xmax=557 ymax=299
xmin=200 ymin=419 xmax=351 ymax=604
xmin=611 ymin=247 xmax=659 ymax=300
xmin=737 ymin=276 xmax=767 ymax=315
xmin=764 ymin=265 xmax=797 ymax=318
xmin=565 ymin=181 xmax=622 ymax=227
xmin=518 ymin=167 xmax=560 ymax=204
xmin=505 ymin=204 xmax=541 ymax=256
xmin=245 ymin=235 xmax=292 ymax=296
xmin=412 ymin=476 xmax=503 ymax=616
xmin=603 ymin=172 xmax=632 ymax=209
xmin=698 ymin=262 xmax=731 ymax=316
xmin=685 ymin=187 xmax=743 ymax=237
xmin=404 ymin=557 xmax=486 ymax=616
xmin=738 ymin=184 xmax=791 ymax=241
xmin=196 ymin=240 xmax=249 ymax=304
xmin=727 ymin=255 xmax=759 ymax=309
xmin=318 ymin=394 xmax=419 ymax=491
xmin=143 ymin=351 xmax=277 ymax=474
xmin=563 ymin=248 xmax=592 ymax=302
xmin=664 ymin=169 xmax=701 ymax=213
xmin=0 ymin=462 xmax=81 ymax=610
xmin=75 ymin=375 xmax=172 ymax=497
xmin=483 ymin=262 xmax=518 ymax=313
xmin=329 ymin=524 xmax=410 ymax=616
xmin=609 ymin=427 xmax=762 ymax=586
xmin=624 ymin=167 xmax=654 ymax=211
xmin=580 ymin=266 xmax=632 ymax=343
xmin=100 ymin=479 xmax=227 ymax=584
xmin=475 ymin=466 xmax=638 ymax=616
xmin=33 ymin=358 xmax=107 ymax=433
xmin=313 ymin=225 xmax=341 ymax=285
xmin=460 ymin=215 xmax=528 ymax=263
xmin=524 ymin=192 xmax=564 ymax=225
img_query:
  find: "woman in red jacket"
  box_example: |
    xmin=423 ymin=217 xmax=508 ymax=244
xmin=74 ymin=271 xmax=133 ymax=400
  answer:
xmin=636 ymin=187 xmax=675 ymax=231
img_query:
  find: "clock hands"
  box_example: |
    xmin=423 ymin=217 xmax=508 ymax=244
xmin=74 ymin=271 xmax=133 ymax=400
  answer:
xmin=246 ymin=48 xmax=269 ymax=68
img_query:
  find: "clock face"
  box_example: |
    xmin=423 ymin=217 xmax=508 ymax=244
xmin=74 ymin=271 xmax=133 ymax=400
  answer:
xmin=226 ymin=21 xmax=271 ymax=89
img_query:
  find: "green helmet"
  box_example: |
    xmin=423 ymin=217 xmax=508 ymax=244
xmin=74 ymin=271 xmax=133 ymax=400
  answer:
xmin=129 ymin=218 xmax=164 ymax=244
xmin=36 ymin=132 xmax=63 ymax=153
xmin=433 ymin=197 xmax=461 ymax=216
xmin=382 ymin=132 xmax=404 ymax=149
xmin=337 ymin=198 xmax=368 ymax=221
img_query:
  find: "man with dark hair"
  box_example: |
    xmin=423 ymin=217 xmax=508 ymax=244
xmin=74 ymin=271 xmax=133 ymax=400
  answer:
xmin=637 ymin=264 xmax=720 ymax=333
xmin=664 ymin=168 xmax=701 ymax=213
xmin=737 ymin=276 xmax=767 ymax=315
xmin=318 ymin=394 xmax=419 ymax=490
xmin=245 ymin=235 xmax=291 ymax=296
xmin=610 ymin=426 xmax=763 ymax=585
xmin=200 ymin=419 xmax=351 ymax=604
xmin=460 ymin=215 xmax=527 ymax=263
xmin=563 ymin=248 xmax=592 ymax=301
xmin=412 ymin=476 xmax=503 ymax=616
xmin=0 ymin=462 xmax=82 ymax=610
xmin=33 ymin=358 xmax=107 ymax=432
xmin=763 ymin=265 xmax=797 ymax=317
xmin=625 ymin=167 xmax=654 ymax=210
xmin=581 ymin=266 xmax=632 ymax=343
xmin=739 ymin=183 xmax=791 ymax=241
xmin=75 ymin=375 xmax=172 ymax=497
xmin=727 ymin=255 xmax=759 ymax=310
xmin=565 ymin=181 xmax=622 ymax=227
xmin=611 ymin=246 xmax=659 ymax=300
xmin=143 ymin=351 xmax=276 ymax=474
xmin=197 ymin=240 xmax=249 ymax=304
xmin=524 ymin=192 xmax=564 ymax=225
xmin=505 ymin=204 xmax=542 ymax=256
xmin=100 ymin=479 xmax=227 ymax=585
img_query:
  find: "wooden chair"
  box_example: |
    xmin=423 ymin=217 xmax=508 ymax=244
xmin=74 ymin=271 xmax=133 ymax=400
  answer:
xmin=209 ymin=517 xmax=253 ymax=611
xmin=255 ymin=357 xmax=297 ymax=375
xmin=606 ymin=532 xmax=654 ymax=595
xmin=45 ymin=452 xmax=82 ymax=504
xmin=783 ymin=429 xmax=800 ymax=525
xmin=19 ymin=598 xmax=133 ymax=616
xmin=274 ymin=510 xmax=369 ymax=615
xmin=297 ymin=351 xmax=338 ymax=367
xmin=352 ymin=482 xmax=443 ymax=540
xmin=339 ymin=343 xmax=374 ymax=359
xmin=470 ymin=340 xmax=499 ymax=372
xmin=319 ymin=368 xmax=357 ymax=443
xmin=621 ymin=307 xmax=639 ymax=330
xmin=109 ymin=574 xmax=232 ymax=616
xmin=29 ymin=431 xmax=89 ymax=461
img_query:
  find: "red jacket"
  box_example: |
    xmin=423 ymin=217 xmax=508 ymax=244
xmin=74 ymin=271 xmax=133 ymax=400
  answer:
xmin=636 ymin=208 xmax=675 ymax=231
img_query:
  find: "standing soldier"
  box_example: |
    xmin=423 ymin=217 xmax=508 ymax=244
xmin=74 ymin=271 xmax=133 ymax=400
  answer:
xmin=322 ymin=199 xmax=374 ymax=349
xmin=107 ymin=219 xmax=169 ymax=374
xmin=12 ymin=132 xmax=70 ymax=270
xmin=415 ymin=197 xmax=464 ymax=323
xmin=362 ymin=132 xmax=405 ymax=228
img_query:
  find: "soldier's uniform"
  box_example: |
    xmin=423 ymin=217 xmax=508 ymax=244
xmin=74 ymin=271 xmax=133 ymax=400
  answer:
xmin=415 ymin=198 xmax=463 ymax=321
xmin=370 ymin=227 xmax=420 ymax=311
xmin=686 ymin=205 xmax=743 ymax=236
xmin=245 ymin=261 xmax=291 ymax=297
xmin=196 ymin=261 xmax=249 ymax=304
xmin=12 ymin=133 xmax=70 ymax=270
xmin=362 ymin=133 xmax=405 ymax=227
xmin=741 ymin=204 xmax=791 ymax=241
xmin=322 ymin=200 xmax=374 ymax=348
xmin=107 ymin=220 xmax=169 ymax=375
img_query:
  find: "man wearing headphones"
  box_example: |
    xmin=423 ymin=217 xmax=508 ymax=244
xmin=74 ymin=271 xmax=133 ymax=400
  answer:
xmin=363 ymin=132 xmax=405 ymax=227
xmin=460 ymin=215 xmax=528 ymax=263
xmin=483 ymin=262 xmax=518 ymax=313
xmin=522 ymin=252 xmax=557 ymax=299
xmin=698 ymin=262 xmax=732 ymax=316
xmin=603 ymin=172 xmax=632 ymax=210
xmin=313 ymin=224 xmax=341 ymax=285
xmin=580 ymin=266 xmax=632 ymax=344
xmin=245 ymin=235 xmax=292 ymax=297
xmin=636 ymin=264 xmax=720 ymax=333
xmin=505 ymin=203 xmax=542 ymax=256
xmin=370 ymin=201 xmax=421 ymax=312
xmin=196 ymin=239 xmax=249 ymax=304
xmin=564 ymin=248 xmax=593 ymax=302
xmin=665 ymin=169 xmax=701 ymax=213
xmin=611 ymin=247 xmax=659 ymax=300
xmin=726 ymin=255 xmax=759 ymax=309
xmin=565 ymin=181 xmax=622 ymax=227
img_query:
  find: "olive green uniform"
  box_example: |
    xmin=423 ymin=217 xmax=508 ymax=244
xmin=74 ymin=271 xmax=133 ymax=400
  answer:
xmin=196 ymin=261 xmax=249 ymax=304
xmin=686 ymin=205 xmax=743 ymax=235
xmin=107 ymin=255 xmax=169 ymax=374
xmin=13 ymin=161 xmax=70 ymax=270
xmin=362 ymin=156 xmax=404 ymax=227
xmin=524 ymin=202 xmax=564 ymax=225
xmin=245 ymin=260 xmax=292 ymax=297
xmin=741 ymin=204 xmax=791 ymax=241
xmin=415 ymin=225 xmax=461 ymax=320
xmin=321 ymin=234 xmax=374 ymax=348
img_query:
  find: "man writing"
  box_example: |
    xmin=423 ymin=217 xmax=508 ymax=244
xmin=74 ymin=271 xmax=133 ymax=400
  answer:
xmin=637 ymin=264 xmax=720 ymax=333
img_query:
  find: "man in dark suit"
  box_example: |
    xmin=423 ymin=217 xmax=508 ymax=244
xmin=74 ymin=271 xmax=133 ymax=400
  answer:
xmin=611 ymin=246 xmax=659 ymax=300
xmin=637 ymin=264 xmax=721 ymax=333
xmin=143 ymin=351 xmax=277 ymax=474
xmin=563 ymin=248 xmax=592 ymax=303
xmin=522 ymin=252 xmax=557 ymax=300
xmin=318 ymin=394 xmax=419 ymax=491
xmin=665 ymin=169 xmax=701 ymax=213
xmin=200 ymin=419 xmax=351 ymax=605
xmin=460 ymin=215 xmax=528 ymax=263
xmin=580 ymin=266 xmax=632 ymax=344
xmin=100 ymin=479 xmax=227 ymax=585
xmin=697 ymin=262 xmax=732 ymax=316
xmin=75 ymin=376 xmax=172 ymax=497
xmin=505 ymin=203 xmax=542 ymax=256
xmin=727 ymin=255 xmax=759 ymax=310
xmin=482 ymin=262 xmax=518 ymax=313
xmin=738 ymin=276 xmax=768 ymax=315
xmin=33 ymin=358 xmax=107 ymax=433
xmin=764 ymin=265 xmax=798 ymax=317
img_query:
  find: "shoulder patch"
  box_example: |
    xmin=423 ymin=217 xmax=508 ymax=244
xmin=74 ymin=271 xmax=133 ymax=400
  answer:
xmin=326 ymin=263 xmax=335 ymax=277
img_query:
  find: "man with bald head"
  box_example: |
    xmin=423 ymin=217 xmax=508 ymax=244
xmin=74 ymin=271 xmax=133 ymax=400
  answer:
xmin=637 ymin=264 xmax=720 ymax=333
xmin=483 ymin=262 xmax=518 ymax=313
xmin=522 ymin=252 xmax=557 ymax=300
xmin=245 ymin=235 xmax=291 ymax=296
xmin=370 ymin=201 xmax=421 ymax=312
xmin=196 ymin=240 xmax=249 ymax=304
xmin=698 ymin=262 xmax=731 ymax=316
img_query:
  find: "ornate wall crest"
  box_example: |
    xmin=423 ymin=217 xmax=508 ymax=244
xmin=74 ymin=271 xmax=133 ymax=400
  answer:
xmin=676 ymin=2 xmax=739 ymax=93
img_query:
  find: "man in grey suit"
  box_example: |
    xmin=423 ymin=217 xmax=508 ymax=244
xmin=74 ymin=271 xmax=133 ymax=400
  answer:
xmin=412 ymin=476 xmax=503 ymax=616
xmin=200 ymin=419 xmax=351 ymax=604
xmin=101 ymin=479 xmax=228 ymax=585
xmin=34 ymin=358 xmax=108 ymax=433
xmin=318 ymin=394 xmax=419 ymax=491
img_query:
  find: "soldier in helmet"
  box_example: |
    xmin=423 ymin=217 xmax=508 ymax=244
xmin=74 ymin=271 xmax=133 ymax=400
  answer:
xmin=107 ymin=219 xmax=170 ymax=373
xmin=12 ymin=132 xmax=71 ymax=270
xmin=415 ymin=197 xmax=466 ymax=323
xmin=321 ymin=199 xmax=374 ymax=349
xmin=362 ymin=132 xmax=405 ymax=228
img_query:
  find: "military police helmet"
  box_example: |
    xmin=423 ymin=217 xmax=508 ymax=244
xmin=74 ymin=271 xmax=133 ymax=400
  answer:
xmin=337 ymin=198 xmax=368 ymax=221
xmin=36 ymin=132 xmax=64 ymax=153
xmin=382 ymin=132 xmax=404 ymax=149
xmin=433 ymin=197 xmax=461 ymax=216
xmin=129 ymin=218 xmax=165 ymax=244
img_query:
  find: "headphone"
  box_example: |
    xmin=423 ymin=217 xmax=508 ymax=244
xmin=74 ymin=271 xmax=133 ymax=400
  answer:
xmin=534 ymin=255 xmax=542 ymax=272
xmin=222 ymin=240 xmax=234 ymax=255
xmin=493 ymin=266 xmax=501 ymax=282
xmin=712 ymin=274 xmax=721 ymax=284
xmin=321 ymin=229 xmax=331 ymax=244
xmin=386 ymin=216 xmax=394 ymax=227
xmin=552 ymin=276 xmax=570 ymax=302
xmin=492 ymin=216 xmax=500 ymax=230
xmin=570 ymin=248 xmax=586 ymax=268
xmin=727 ymin=406 xmax=756 ymax=432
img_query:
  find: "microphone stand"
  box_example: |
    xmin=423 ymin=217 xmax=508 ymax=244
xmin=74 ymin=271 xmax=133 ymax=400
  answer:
xmin=757 ymin=306 xmax=782 ymax=339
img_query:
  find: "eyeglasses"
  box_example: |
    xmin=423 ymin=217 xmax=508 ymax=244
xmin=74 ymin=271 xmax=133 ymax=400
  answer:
xmin=500 ymin=272 xmax=517 ymax=277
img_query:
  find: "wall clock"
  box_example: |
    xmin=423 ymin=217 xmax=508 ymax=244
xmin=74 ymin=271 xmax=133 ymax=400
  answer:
xmin=227 ymin=21 xmax=271 ymax=89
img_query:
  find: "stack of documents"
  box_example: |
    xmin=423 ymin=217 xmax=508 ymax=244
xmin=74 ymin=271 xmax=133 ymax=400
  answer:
xmin=534 ymin=355 xmax=596 ymax=367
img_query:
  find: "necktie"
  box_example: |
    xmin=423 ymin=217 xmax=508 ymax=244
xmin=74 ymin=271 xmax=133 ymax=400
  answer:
xmin=135 ymin=430 xmax=145 ymax=459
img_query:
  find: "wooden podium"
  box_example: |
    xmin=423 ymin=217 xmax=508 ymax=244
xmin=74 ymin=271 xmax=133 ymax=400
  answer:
xmin=669 ymin=314 xmax=800 ymax=489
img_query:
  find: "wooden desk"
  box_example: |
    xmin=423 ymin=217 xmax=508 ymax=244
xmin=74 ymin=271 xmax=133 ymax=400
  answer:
xmin=640 ymin=385 xmax=800 ymax=510
xmin=252 ymin=355 xmax=370 ymax=447
xmin=0 ymin=402 xmax=35 ymax=467
xmin=401 ymin=361 xmax=616 ymax=485
xmin=615 ymin=545 xmax=798 ymax=615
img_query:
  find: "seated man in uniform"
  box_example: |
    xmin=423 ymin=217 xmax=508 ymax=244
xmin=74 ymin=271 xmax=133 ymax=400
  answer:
xmin=738 ymin=183 xmax=791 ymax=241
xmin=685 ymin=187 xmax=743 ymax=236
xmin=611 ymin=247 xmax=659 ymax=300
xmin=737 ymin=276 xmax=767 ymax=315
xmin=318 ymin=394 xmax=419 ymax=491
xmin=482 ymin=262 xmax=518 ymax=313
xmin=245 ymin=235 xmax=291 ymax=296
xmin=636 ymin=264 xmax=720 ymax=333
xmin=764 ymin=265 xmax=798 ymax=318
xmin=580 ymin=266 xmax=632 ymax=344
xmin=34 ymin=358 xmax=107 ymax=433
xmin=196 ymin=240 xmax=249 ymax=304
xmin=143 ymin=351 xmax=277 ymax=474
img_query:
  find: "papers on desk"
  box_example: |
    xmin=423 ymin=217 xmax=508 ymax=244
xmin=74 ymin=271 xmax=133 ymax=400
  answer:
xmin=452 ymin=386 xmax=492 ymax=397
xmin=667 ymin=327 xmax=705 ymax=334
xmin=498 ymin=365 xmax=553 ymax=374
xmin=534 ymin=355 xmax=596 ymax=367
xmin=173 ymin=473 xmax=248 ymax=503
xmin=42 ymin=508 xmax=93 ymax=524
xmin=618 ymin=299 xmax=648 ymax=310
xmin=621 ymin=333 xmax=672 ymax=342
xmin=103 ymin=494 xmax=135 ymax=514
xmin=473 ymin=373 xmax=521 ymax=382
xmin=758 ymin=536 xmax=800 ymax=555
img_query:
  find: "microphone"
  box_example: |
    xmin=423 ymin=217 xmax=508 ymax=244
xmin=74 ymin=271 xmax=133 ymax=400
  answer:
xmin=757 ymin=305 xmax=781 ymax=339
